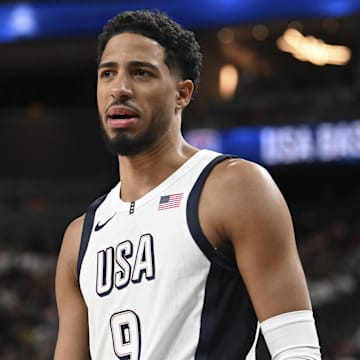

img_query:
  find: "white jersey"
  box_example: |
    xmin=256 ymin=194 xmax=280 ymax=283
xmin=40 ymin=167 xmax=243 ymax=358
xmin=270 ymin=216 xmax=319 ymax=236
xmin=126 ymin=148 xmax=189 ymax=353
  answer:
xmin=78 ymin=149 xmax=259 ymax=360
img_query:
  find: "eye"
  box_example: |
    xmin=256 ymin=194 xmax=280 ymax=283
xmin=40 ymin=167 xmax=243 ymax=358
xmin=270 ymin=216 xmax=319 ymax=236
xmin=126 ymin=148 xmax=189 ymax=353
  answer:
xmin=134 ymin=69 xmax=151 ymax=77
xmin=99 ymin=70 xmax=115 ymax=79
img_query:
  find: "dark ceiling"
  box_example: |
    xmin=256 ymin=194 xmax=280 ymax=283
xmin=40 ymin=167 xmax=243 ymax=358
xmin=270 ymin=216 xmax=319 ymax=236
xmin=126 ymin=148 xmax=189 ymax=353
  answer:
xmin=1 ymin=12 xmax=358 ymax=123
xmin=0 ymin=7 xmax=359 ymax=178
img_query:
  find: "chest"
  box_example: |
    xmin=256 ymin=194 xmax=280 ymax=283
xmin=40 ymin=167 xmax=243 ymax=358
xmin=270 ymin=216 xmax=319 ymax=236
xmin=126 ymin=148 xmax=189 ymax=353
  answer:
xmin=80 ymin=206 xmax=210 ymax=301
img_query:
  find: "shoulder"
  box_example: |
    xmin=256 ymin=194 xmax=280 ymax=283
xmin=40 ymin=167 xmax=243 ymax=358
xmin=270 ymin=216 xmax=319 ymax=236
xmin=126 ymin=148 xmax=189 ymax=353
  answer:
xmin=206 ymin=157 xmax=279 ymax=204
xmin=65 ymin=215 xmax=85 ymax=237
xmin=59 ymin=190 xmax=113 ymax=265
xmin=221 ymin=157 xmax=271 ymax=182
xmin=220 ymin=157 xmax=289 ymax=222
xmin=200 ymin=158 xmax=291 ymax=247
xmin=63 ymin=215 xmax=86 ymax=250
xmin=57 ymin=215 xmax=86 ymax=279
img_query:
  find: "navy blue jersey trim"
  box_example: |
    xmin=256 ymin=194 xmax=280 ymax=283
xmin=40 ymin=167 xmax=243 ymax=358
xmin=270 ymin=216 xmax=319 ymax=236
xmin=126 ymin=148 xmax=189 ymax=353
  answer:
xmin=77 ymin=194 xmax=107 ymax=281
xmin=186 ymin=154 xmax=233 ymax=261
xmin=188 ymin=154 xmax=259 ymax=358
xmin=194 ymin=263 xmax=221 ymax=360
xmin=212 ymin=249 xmax=239 ymax=273
xmin=195 ymin=263 xmax=258 ymax=360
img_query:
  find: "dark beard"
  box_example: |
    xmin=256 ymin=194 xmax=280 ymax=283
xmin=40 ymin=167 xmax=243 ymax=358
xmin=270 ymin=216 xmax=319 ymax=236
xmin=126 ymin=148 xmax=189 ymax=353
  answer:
xmin=100 ymin=128 xmax=154 ymax=156
xmin=100 ymin=118 xmax=167 ymax=156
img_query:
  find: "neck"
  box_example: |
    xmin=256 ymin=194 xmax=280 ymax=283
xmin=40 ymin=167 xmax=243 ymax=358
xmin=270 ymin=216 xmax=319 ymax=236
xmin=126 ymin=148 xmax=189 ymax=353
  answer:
xmin=117 ymin=138 xmax=197 ymax=202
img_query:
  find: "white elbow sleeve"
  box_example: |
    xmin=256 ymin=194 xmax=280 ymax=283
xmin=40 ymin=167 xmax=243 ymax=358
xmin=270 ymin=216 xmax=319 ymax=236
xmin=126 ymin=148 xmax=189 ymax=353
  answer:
xmin=260 ymin=310 xmax=321 ymax=360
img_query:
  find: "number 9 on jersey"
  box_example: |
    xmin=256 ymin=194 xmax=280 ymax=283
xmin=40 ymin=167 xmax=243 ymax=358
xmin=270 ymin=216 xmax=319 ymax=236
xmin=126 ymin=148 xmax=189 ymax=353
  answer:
xmin=110 ymin=310 xmax=141 ymax=359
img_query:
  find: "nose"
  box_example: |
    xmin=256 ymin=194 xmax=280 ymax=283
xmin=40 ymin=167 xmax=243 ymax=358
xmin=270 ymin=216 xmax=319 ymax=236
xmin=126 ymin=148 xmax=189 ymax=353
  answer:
xmin=110 ymin=73 xmax=133 ymax=100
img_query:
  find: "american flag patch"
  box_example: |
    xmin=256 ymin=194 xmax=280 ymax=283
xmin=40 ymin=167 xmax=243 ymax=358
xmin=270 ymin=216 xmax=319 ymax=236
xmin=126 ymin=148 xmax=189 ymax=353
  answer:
xmin=158 ymin=193 xmax=184 ymax=211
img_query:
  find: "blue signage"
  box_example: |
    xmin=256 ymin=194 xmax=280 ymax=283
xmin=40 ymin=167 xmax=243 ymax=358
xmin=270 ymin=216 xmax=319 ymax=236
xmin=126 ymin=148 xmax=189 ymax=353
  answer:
xmin=185 ymin=119 xmax=360 ymax=165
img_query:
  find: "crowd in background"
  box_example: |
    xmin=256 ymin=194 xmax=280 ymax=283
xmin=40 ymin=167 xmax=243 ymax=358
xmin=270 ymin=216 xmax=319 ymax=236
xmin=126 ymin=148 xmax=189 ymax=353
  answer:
xmin=297 ymin=201 xmax=360 ymax=358
xmin=0 ymin=251 xmax=57 ymax=359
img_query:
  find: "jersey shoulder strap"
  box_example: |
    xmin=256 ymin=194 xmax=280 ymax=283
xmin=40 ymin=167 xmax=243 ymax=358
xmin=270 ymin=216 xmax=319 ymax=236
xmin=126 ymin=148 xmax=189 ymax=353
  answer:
xmin=77 ymin=193 xmax=107 ymax=280
xmin=187 ymin=153 xmax=235 ymax=260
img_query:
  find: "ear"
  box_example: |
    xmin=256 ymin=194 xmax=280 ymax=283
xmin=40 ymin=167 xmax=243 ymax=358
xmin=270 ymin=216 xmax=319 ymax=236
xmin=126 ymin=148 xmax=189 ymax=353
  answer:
xmin=175 ymin=79 xmax=194 ymax=110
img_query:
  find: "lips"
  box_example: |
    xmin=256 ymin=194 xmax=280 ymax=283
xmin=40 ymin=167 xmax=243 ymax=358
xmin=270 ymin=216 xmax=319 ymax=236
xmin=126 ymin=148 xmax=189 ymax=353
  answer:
xmin=107 ymin=106 xmax=139 ymax=128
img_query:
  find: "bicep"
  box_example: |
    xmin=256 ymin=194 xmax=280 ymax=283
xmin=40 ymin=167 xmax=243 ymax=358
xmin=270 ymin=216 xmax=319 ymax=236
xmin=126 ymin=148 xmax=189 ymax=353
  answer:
xmin=224 ymin=162 xmax=311 ymax=322
xmin=54 ymin=217 xmax=90 ymax=360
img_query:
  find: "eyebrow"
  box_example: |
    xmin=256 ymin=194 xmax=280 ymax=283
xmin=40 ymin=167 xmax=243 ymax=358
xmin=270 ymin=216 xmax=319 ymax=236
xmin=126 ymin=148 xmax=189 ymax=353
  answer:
xmin=97 ymin=60 xmax=159 ymax=72
xmin=97 ymin=61 xmax=117 ymax=71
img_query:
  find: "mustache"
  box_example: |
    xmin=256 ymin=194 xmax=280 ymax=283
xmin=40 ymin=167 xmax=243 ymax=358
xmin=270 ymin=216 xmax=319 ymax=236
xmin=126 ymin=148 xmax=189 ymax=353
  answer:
xmin=104 ymin=100 xmax=140 ymax=115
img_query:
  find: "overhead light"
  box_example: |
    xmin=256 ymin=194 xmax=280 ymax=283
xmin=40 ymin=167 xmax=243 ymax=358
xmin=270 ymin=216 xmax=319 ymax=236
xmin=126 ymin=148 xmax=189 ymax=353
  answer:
xmin=9 ymin=4 xmax=37 ymax=39
xmin=219 ymin=64 xmax=238 ymax=100
xmin=277 ymin=28 xmax=351 ymax=66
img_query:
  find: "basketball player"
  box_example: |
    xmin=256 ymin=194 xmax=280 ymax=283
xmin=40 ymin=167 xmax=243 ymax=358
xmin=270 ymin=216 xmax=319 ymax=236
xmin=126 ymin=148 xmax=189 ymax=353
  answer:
xmin=54 ymin=10 xmax=321 ymax=359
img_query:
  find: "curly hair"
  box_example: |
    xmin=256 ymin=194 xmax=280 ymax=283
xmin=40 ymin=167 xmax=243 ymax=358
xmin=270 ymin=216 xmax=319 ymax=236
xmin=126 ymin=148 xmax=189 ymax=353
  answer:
xmin=97 ymin=9 xmax=203 ymax=97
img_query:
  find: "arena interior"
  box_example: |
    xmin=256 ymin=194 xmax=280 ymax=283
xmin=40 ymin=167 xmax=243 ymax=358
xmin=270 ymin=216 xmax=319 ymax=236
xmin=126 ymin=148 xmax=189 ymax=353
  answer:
xmin=0 ymin=1 xmax=359 ymax=358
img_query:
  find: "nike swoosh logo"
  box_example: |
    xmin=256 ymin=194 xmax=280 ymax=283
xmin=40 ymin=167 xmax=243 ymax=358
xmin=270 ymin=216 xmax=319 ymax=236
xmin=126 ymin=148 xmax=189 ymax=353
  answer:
xmin=94 ymin=213 xmax=116 ymax=231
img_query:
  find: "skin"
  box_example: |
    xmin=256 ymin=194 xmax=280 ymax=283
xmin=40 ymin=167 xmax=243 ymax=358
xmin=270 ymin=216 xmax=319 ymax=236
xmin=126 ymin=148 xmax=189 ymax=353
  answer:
xmin=54 ymin=32 xmax=312 ymax=359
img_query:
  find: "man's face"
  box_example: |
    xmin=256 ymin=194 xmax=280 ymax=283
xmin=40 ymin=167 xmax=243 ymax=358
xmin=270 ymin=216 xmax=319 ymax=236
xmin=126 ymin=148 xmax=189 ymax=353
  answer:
xmin=97 ymin=32 xmax=180 ymax=156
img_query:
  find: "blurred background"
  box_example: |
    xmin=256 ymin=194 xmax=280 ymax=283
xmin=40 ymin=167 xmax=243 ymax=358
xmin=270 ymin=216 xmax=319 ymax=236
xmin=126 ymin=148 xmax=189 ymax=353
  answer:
xmin=0 ymin=0 xmax=359 ymax=358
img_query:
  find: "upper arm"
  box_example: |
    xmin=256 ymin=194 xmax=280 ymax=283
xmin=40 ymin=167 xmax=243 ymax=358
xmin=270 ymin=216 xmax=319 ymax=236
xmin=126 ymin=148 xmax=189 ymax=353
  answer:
xmin=201 ymin=159 xmax=312 ymax=322
xmin=54 ymin=215 xmax=90 ymax=360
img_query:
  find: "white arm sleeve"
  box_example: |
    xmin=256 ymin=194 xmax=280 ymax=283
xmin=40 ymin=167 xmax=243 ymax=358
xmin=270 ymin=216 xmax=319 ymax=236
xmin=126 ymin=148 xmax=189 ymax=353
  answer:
xmin=260 ymin=310 xmax=321 ymax=360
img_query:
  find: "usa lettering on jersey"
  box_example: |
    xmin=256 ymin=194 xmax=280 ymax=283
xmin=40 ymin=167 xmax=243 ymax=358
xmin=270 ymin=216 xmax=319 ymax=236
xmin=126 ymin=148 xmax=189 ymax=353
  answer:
xmin=96 ymin=233 xmax=155 ymax=296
